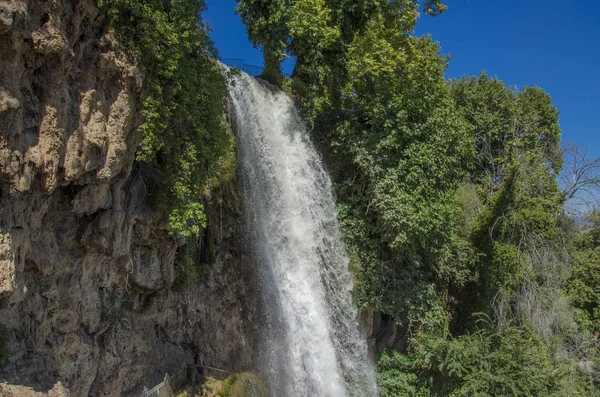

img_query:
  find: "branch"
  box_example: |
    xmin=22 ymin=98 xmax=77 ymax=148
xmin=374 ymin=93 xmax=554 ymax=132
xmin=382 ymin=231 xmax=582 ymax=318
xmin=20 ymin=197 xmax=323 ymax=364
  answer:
xmin=560 ymin=141 xmax=600 ymax=215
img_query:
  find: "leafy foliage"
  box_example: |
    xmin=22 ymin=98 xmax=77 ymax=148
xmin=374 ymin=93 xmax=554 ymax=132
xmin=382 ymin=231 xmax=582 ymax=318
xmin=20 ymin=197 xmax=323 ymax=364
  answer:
xmin=173 ymin=135 xmax=238 ymax=290
xmin=378 ymin=319 xmax=586 ymax=397
xmin=451 ymin=74 xmax=562 ymax=187
xmin=376 ymin=349 xmax=428 ymax=397
xmin=453 ymin=75 xmax=567 ymax=331
xmin=98 ymin=0 xmax=231 ymax=237
xmin=334 ymin=29 xmax=474 ymax=325
xmin=235 ymin=0 xmax=290 ymax=83
xmin=567 ymin=213 xmax=600 ymax=335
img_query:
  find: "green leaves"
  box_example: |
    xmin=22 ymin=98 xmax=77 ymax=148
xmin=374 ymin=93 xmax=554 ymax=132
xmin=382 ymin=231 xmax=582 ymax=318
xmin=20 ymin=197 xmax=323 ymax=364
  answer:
xmin=567 ymin=213 xmax=600 ymax=335
xmin=411 ymin=322 xmax=584 ymax=396
xmin=235 ymin=0 xmax=290 ymax=78
xmin=377 ymin=318 xmax=586 ymax=396
xmin=452 ymin=73 xmax=563 ymax=188
xmin=100 ymin=0 xmax=230 ymax=238
xmin=333 ymin=28 xmax=473 ymax=326
xmin=376 ymin=350 xmax=429 ymax=397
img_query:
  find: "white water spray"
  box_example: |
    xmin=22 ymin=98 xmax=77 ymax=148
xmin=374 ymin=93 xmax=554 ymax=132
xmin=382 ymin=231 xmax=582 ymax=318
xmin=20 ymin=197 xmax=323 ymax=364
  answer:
xmin=228 ymin=71 xmax=378 ymax=397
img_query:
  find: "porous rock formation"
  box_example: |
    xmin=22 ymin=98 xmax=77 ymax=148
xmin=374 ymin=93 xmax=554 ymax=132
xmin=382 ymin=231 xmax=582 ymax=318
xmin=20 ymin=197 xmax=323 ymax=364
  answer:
xmin=0 ymin=1 xmax=255 ymax=395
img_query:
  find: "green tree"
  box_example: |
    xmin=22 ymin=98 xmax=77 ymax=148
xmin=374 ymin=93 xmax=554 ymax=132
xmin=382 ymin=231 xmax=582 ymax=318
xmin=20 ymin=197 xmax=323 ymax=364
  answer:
xmin=235 ymin=0 xmax=290 ymax=82
xmin=567 ymin=213 xmax=600 ymax=335
xmin=451 ymin=75 xmax=566 ymax=323
xmin=235 ymin=0 xmax=448 ymax=86
xmin=452 ymin=73 xmax=562 ymax=189
xmin=411 ymin=321 xmax=585 ymax=396
xmin=376 ymin=349 xmax=428 ymax=397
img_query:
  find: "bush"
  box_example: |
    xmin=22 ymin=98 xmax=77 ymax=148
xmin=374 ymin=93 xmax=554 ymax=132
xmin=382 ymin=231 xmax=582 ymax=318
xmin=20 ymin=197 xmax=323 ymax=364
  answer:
xmin=376 ymin=350 xmax=428 ymax=397
xmin=98 ymin=0 xmax=231 ymax=237
xmin=377 ymin=318 xmax=589 ymax=396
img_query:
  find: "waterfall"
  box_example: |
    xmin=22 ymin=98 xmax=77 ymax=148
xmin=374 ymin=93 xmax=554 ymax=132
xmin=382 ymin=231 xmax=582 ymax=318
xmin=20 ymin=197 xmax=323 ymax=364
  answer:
xmin=228 ymin=70 xmax=378 ymax=397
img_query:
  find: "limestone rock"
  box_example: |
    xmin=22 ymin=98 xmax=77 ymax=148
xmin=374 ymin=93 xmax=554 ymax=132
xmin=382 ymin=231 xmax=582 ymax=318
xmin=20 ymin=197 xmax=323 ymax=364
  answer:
xmin=0 ymin=381 xmax=70 ymax=397
xmin=0 ymin=1 xmax=256 ymax=396
xmin=0 ymin=87 xmax=20 ymax=112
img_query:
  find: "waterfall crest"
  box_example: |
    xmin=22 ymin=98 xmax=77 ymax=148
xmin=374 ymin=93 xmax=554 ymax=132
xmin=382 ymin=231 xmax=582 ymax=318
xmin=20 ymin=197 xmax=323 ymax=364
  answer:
xmin=229 ymin=71 xmax=378 ymax=397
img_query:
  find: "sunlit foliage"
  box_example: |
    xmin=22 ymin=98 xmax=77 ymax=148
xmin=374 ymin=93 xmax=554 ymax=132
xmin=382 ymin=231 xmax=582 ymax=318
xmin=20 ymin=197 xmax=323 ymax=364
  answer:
xmin=99 ymin=0 xmax=231 ymax=237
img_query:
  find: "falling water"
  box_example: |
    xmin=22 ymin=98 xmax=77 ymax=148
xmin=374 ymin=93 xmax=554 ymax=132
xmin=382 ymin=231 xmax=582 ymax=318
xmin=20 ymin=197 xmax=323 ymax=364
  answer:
xmin=228 ymin=70 xmax=378 ymax=397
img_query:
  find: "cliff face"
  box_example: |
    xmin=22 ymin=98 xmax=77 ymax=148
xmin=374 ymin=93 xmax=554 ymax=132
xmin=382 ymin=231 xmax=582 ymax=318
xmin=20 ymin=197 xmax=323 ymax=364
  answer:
xmin=0 ymin=1 xmax=255 ymax=395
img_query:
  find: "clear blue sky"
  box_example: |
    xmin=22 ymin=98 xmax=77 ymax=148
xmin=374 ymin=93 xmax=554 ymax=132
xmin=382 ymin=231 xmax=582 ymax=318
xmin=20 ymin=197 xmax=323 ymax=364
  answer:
xmin=203 ymin=0 xmax=600 ymax=157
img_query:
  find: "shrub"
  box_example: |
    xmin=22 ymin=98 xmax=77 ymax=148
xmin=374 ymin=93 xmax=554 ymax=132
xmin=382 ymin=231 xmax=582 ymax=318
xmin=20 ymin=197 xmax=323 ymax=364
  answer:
xmin=98 ymin=0 xmax=231 ymax=237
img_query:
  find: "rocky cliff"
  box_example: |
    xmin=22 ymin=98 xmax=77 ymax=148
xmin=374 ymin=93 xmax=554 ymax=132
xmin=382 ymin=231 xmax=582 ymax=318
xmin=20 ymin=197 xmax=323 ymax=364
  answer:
xmin=0 ymin=1 xmax=255 ymax=395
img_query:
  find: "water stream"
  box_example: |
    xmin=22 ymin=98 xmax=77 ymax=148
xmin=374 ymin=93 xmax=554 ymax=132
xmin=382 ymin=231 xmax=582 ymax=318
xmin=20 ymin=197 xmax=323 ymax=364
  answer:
xmin=229 ymin=70 xmax=378 ymax=397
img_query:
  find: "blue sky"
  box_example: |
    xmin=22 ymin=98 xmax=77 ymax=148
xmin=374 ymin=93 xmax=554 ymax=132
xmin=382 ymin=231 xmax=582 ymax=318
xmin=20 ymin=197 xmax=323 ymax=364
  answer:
xmin=203 ymin=0 xmax=599 ymax=157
